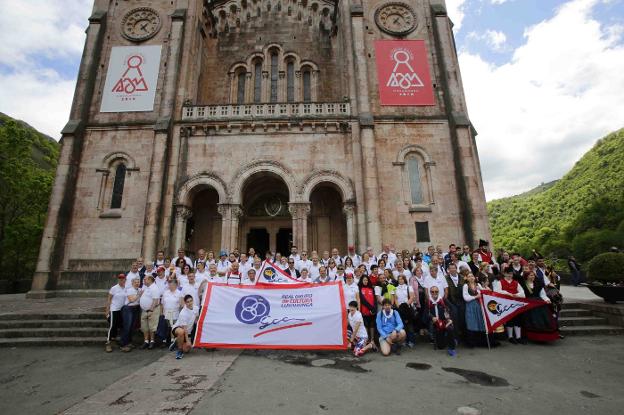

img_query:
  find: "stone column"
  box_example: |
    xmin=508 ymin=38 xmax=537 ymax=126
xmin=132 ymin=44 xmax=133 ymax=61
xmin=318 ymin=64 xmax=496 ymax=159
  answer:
xmin=343 ymin=203 xmax=356 ymax=248
xmin=173 ymin=205 xmax=192 ymax=253
xmin=289 ymin=203 xmax=311 ymax=251
xmin=229 ymin=205 xmax=243 ymax=251
xmin=218 ymin=204 xmax=231 ymax=252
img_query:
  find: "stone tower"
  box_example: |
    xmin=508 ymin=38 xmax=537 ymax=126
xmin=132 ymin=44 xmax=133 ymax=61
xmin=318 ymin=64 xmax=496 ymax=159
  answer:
xmin=29 ymin=0 xmax=490 ymax=296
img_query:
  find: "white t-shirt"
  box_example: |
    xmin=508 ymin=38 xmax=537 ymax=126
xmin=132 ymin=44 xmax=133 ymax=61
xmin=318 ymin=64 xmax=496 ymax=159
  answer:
xmin=108 ymin=284 xmax=127 ymax=311
xmin=343 ymin=282 xmax=359 ymax=306
xmin=125 ymin=286 xmax=141 ymax=306
xmin=173 ymin=305 xmax=199 ymax=332
xmin=217 ymin=260 xmax=231 ymax=275
xmin=177 ymin=273 xmax=189 ymax=288
xmin=139 ymin=284 xmax=160 ymax=311
xmin=126 ymin=271 xmax=140 ymax=285
xmin=297 ymin=259 xmax=313 ymax=272
xmin=308 ymin=264 xmax=321 ymax=279
xmin=348 ymin=310 xmax=368 ymax=340
xmin=425 ymin=275 xmax=448 ymax=293
xmin=206 ymin=273 xmax=224 ymax=283
xmin=395 ymin=284 xmax=414 ymax=305
xmin=182 ymin=283 xmax=200 ymax=305
xmin=226 ymin=271 xmax=242 ymax=285
xmin=162 ymin=289 xmax=183 ymax=312
xmin=392 ymin=269 xmax=413 ymax=280
xmin=195 ymin=271 xmax=208 ymax=285
xmin=154 ymin=276 xmax=168 ymax=294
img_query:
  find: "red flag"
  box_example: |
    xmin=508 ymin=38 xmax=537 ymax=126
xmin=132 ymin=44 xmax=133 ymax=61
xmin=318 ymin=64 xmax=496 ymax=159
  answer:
xmin=257 ymin=260 xmax=308 ymax=285
xmin=479 ymin=290 xmax=546 ymax=332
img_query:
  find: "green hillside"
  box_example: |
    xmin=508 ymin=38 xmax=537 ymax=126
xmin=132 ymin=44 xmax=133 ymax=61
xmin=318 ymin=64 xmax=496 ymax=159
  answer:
xmin=0 ymin=113 xmax=60 ymax=292
xmin=487 ymin=128 xmax=624 ymax=263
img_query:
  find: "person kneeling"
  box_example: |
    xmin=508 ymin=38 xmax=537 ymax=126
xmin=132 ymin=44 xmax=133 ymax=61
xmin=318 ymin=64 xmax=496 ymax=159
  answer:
xmin=171 ymin=295 xmax=199 ymax=359
xmin=428 ymin=287 xmax=457 ymax=357
xmin=348 ymin=301 xmax=374 ymax=357
xmin=376 ymin=298 xmax=406 ymax=356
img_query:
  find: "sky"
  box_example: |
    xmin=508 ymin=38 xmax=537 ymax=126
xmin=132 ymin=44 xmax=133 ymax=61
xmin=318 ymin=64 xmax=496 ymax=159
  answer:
xmin=0 ymin=0 xmax=623 ymax=200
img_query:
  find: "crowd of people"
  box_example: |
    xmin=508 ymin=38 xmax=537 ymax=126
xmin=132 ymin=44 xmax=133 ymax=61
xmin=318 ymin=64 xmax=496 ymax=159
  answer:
xmin=105 ymin=240 xmax=564 ymax=359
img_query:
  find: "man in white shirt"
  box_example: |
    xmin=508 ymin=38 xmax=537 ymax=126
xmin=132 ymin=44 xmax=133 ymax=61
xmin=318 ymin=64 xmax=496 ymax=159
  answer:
xmin=171 ymin=295 xmax=199 ymax=359
xmin=139 ymin=275 xmax=161 ymax=350
xmin=297 ymin=251 xmax=313 ymax=271
xmin=425 ymin=266 xmax=448 ymax=301
xmin=176 ymin=248 xmax=193 ymax=268
xmin=153 ymin=250 xmax=166 ymax=268
xmin=182 ymin=272 xmax=200 ymax=306
xmin=331 ymin=248 xmax=343 ymax=266
xmin=126 ymin=262 xmax=141 ymax=286
xmin=320 ymin=251 xmax=331 ymax=266
xmin=242 ymin=268 xmax=258 ymax=285
xmin=153 ymin=266 xmax=168 ymax=295
xmin=392 ymin=260 xmax=412 ymax=280
xmin=314 ymin=266 xmax=330 ymax=284
xmin=289 ymin=246 xmax=300 ymax=262
xmin=105 ymin=274 xmax=127 ymax=352
xmin=120 ymin=277 xmax=142 ymax=352
xmin=193 ymin=248 xmax=208 ymax=269
xmin=308 ymin=256 xmax=321 ymax=279
xmin=365 ymin=246 xmax=378 ymax=263
xmin=238 ymin=253 xmax=253 ymax=276
xmin=225 ymin=261 xmax=243 ymax=285
xmin=343 ymin=245 xmax=361 ymax=267
xmin=216 ymin=251 xmax=231 ymax=277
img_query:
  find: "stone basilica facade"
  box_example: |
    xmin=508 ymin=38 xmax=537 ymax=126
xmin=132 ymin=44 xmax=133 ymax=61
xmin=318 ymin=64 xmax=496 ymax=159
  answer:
xmin=30 ymin=0 xmax=490 ymax=295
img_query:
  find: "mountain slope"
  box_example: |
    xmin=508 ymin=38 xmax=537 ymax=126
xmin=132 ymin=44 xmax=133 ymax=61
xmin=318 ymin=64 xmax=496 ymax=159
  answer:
xmin=487 ymin=128 xmax=624 ymax=261
xmin=0 ymin=113 xmax=60 ymax=292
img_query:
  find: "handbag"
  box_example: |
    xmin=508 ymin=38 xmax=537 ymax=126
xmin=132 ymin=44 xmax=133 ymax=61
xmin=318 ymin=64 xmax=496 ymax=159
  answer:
xmin=156 ymin=315 xmax=169 ymax=340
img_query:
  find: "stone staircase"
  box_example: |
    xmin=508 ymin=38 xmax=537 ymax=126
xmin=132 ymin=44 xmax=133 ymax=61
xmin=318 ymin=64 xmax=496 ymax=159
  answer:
xmin=559 ymin=302 xmax=624 ymax=336
xmin=0 ymin=312 xmax=107 ymax=347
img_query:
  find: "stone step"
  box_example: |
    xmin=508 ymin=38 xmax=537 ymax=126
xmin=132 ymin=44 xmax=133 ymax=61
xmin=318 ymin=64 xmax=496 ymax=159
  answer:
xmin=559 ymin=308 xmax=592 ymax=317
xmin=0 ymin=337 xmax=105 ymax=347
xmin=561 ymin=302 xmax=585 ymax=309
xmin=0 ymin=312 xmax=103 ymax=321
xmin=560 ymin=325 xmax=624 ymax=336
xmin=559 ymin=316 xmax=608 ymax=327
xmin=0 ymin=327 xmax=107 ymax=339
xmin=0 ymin=319 xmax=108 ymax=329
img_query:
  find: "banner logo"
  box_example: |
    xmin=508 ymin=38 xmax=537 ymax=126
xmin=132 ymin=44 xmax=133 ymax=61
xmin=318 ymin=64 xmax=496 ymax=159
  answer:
xmin=374 ymin=40 xmax=435 ymax=106
xmin=386 ymin=49 xmax=425 ymax=90
xmin=112 ymin=55 xmax=149 ymax=94
xmin=235 ymin=295 xmax=270 ymax=324
xmin=263 ymin=267 xmax=277 ymax=282
xmin=486 ymin=299 xmax=523 ymax=317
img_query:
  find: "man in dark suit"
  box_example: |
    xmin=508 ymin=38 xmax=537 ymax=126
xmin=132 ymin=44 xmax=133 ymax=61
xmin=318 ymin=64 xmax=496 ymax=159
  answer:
xmin=284 ymin=258 xmax=301 ymax=278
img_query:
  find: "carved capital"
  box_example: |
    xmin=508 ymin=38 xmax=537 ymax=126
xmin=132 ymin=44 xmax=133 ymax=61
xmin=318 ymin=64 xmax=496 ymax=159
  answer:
xmin=231 ymin=204 xmax=243 ymax=218
xmin=288 ymin=203 xmax=311 ymax=219
xmin=175 ymin=205 xmax=192 ymax=220
xmin=217 ymin=204 xmax=229 ymax=217
xmin=342 ymin=203 xmax=355 ymax=219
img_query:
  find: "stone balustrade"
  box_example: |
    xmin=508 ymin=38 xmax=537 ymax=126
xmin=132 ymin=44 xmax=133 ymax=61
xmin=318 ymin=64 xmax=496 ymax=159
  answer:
xmin=182 ymin=102 xmax=351 ymax=121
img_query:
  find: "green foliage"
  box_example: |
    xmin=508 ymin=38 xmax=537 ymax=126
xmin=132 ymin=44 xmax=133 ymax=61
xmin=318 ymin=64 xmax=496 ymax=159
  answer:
xmin=0 ymin=113 xmax=59 ymax=291
xmin=587 ymin=253 xmax=624 ymax=283
xmin=487 ymin=128 xmax=624 ymax=262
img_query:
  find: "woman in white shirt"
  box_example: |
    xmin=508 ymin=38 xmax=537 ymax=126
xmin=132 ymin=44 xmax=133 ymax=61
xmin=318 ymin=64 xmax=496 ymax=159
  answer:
xmin=361 ymin=252 xmax=376 ymax=273
xmin=194 ymin=262 xmax=208 ymax=286
xmin=105 ymin=274 xmax=127 ymax=352
xmin=343 ymin=257 xmax=355 ymax=276
xmin=394 ymin=274 xmax=416 ymax=347
xmin=326 ymin=259 xmax=338 ymax=280
xmin=162 ymin=279 xmax=183 ymax=345
xmin=343 ymin=273 xmax=360 ymax=311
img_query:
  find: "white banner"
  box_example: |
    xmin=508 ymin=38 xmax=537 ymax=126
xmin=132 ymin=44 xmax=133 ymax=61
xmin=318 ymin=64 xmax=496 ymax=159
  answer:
xmin=194 ymin=283 xmax=347 ymax=349
xmin=480 ymin=290 xmax=542 ymax=332
xmin=257 ymin=260 xmax=305 ymax=285
xmin=100 ymin=45 xmax=162 ymax=112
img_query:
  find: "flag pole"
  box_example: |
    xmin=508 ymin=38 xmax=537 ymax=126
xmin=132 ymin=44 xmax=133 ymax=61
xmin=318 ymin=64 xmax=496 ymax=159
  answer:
xmin=478 ymin=291 xmax=491 ymax=351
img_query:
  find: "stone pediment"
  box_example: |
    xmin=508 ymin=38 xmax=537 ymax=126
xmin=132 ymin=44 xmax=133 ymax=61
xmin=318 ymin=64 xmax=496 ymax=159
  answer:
xmin=202 ymin=0 xmax=338 ymax=37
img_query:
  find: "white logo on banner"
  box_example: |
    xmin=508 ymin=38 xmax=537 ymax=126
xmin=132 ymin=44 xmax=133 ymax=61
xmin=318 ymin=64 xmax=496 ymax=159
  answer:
xmin=195 ymin=283 xmax=346 ymax=349
xmin=100 ymin=45 xmax=162 ymax=112
xmin=386 ymin=49 xmax=425 ymax=90
xmin=482 ymin=292 xmax=528 ymax=327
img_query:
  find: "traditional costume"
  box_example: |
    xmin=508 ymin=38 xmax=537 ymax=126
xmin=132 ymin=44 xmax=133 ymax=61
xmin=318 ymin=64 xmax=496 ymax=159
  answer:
xmin=521 ymin=280 xmax=559 ymax=342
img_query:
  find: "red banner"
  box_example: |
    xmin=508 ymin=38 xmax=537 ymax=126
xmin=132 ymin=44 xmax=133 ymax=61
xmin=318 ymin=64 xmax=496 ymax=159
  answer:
xmin=374 ymin=40 xmax=435 ymax=106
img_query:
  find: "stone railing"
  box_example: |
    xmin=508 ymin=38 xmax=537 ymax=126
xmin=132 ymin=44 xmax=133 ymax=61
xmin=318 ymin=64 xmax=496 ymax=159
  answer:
xmin=181 ymin=102 xmax=351 ymax=121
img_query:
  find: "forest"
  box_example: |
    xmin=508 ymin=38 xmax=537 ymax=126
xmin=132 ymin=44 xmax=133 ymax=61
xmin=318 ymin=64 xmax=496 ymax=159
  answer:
xmin=487 ymin=128 xmax=624 ymax=265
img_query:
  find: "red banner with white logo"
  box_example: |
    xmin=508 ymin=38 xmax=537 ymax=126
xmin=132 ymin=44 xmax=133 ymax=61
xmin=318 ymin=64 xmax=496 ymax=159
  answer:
xmin=479 ymin=290 xmax=546 ymax=332
xmin=374 ymin=40 xmax=435 ymax=106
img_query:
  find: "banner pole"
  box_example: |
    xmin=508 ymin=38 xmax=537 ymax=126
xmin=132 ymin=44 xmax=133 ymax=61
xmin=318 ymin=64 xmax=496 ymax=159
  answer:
xmin=478 ymin=291 xmax=491 ymax=351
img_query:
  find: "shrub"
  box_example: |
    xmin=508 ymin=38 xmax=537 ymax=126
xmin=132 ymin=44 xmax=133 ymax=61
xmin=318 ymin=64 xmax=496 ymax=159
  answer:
xmin=587 ymin=253 xmax=624 ymax=284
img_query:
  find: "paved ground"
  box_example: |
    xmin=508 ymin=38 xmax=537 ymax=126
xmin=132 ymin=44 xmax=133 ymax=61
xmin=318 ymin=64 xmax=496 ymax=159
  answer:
xmin=0 ymin=336 xmax=622 ymax=415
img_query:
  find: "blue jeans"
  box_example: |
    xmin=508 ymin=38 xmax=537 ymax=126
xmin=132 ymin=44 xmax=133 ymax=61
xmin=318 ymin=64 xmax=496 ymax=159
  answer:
xmin=120 ymin=305 xmax=140 ymax=346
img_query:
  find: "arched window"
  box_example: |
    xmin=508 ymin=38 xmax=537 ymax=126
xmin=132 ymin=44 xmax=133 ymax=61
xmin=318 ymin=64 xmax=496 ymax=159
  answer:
xmin=286 ymin=61 xmax=295 ymax=102
xmin=253 ymin=61 xmax=262 ymax=103
xmin=302 ymin=69 xmax=311 ymax=102
xmin=111 ymin=163 xmax=127 ymax=209
xmin=405 ymin=155 xmax=424 ymax=204
xmin=270 ymin=52 xmax=278 ymax=103
xmin=236 ymin=71 xmax=246 ymax=104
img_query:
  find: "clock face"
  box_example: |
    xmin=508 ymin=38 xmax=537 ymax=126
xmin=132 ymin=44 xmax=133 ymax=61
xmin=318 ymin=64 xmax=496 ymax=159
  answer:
xmin=121 ymin=8 xmax=162 ymax=42
xmin=375 ymin=3 xmax=417 ymax=36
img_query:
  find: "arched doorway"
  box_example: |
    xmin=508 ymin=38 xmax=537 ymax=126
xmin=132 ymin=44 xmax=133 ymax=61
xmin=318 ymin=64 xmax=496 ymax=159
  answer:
xmin=187 ymin=187 xmax=222 ymax=256
xmin=240 ymin=172 xmax=292 ymax=257
xmin=307 ymin=184 xmax=347 ymax=253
